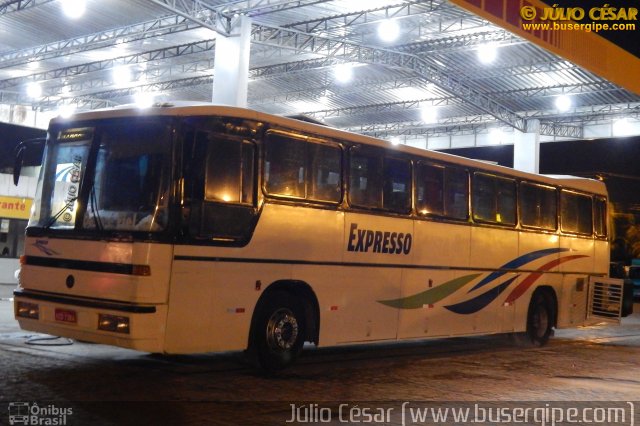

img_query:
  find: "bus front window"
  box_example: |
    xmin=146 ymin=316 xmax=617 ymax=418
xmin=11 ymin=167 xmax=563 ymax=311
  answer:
xmin=83 ymin=121 xmax=172 ymax=233
xmin=30 ymin=119 xmax=173 ymax=234
xmin=29 ymin=128 xmax=93 ymax=230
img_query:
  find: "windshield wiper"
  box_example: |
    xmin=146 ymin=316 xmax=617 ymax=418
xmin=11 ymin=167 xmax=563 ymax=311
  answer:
xmin=88 ymin=185 xmax=104 ymax=231
xmin=44 ymin=197 xmax=77 ymax=229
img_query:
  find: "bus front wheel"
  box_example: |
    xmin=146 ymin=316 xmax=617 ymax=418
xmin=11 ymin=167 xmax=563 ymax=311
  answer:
xmin=251 ymin=291 xmax=306 ymax=371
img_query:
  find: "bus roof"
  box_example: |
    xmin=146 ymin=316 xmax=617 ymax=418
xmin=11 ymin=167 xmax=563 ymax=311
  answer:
xmin=52 ymin=103 xmax=607 ymax=196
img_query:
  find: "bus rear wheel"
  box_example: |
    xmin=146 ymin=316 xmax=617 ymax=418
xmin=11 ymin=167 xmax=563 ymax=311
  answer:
xmin=524 ymin=292 xmax=554 ymax=346
xmin=251 ymin=291 xmax=306 ymax=371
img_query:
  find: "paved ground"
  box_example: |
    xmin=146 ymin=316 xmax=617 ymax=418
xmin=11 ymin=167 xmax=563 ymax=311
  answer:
xmin=1 ymin=287 xmax=639 ymax=425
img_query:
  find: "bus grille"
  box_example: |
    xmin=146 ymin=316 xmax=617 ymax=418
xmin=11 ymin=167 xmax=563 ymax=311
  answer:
xmin=587 ymin=277 xmax=624 ymax=322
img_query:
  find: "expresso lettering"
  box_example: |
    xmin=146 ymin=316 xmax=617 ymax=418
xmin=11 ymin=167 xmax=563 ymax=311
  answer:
xmin=347 ymin=223 xmax=412 ymax=255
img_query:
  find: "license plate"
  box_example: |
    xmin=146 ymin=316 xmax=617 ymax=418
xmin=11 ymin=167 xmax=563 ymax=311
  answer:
xmin=55 ymin=308 xmax=77 ymax=324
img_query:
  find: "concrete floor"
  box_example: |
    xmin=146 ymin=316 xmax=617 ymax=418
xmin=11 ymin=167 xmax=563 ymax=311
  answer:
xmin=1 ymin=286 xmax=639 ymax=425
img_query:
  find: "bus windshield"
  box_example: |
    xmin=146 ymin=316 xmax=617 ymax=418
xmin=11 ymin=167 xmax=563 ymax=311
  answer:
xmin=29 ymin=118 xmax=173 ymax=233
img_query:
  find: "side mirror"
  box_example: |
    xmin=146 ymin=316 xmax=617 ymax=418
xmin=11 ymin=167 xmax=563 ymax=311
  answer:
xmin=13 ymin=137 xmax=45 ymax=186
xmin=13 ymin=143 xmax=26 ymax=186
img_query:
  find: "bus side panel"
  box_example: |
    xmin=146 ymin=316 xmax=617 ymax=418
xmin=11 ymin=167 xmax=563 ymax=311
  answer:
xmin=397 ymin=221 xmax=471 ymax=339
xmin=557 ymin=235 xmax=595 ymax=328
xmin=593 ymin=239 xmax=609 ymax=275
xmin=513 ymin=232 xmax=561 ymax=333
xmin=469 ymin=226 xmax=518 ymax=334
xmin=165 ymin=204 xmax=344 ymax=353
xmin=337 ymin=212 xmax=413 ymax=343
xmin=165 ymin=260 xmax=292 ymax=353
xmin=297 ymin=265 xmax=400 ymax=345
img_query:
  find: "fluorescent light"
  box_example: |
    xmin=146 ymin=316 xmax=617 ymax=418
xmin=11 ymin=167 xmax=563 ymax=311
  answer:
xmin=334 ymin=63 xmax=353 ymax=83
xmin=390 ymin=137 xmax=401 ymax=146
xmin=477 ymin=44 xmax=498 ymax=64
xmin=61 ymin=0 xmax=86 ymax=19
xmin=26 ymin=82 xmax=42 ymax=99
xmin=555 ymin=95 xmax=572 ymax=112
xmin=378 ymin=19 xmax=400 ymax=43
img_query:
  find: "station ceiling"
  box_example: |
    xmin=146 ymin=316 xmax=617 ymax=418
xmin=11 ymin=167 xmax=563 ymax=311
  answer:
xmin=1 ymin=0 xmax=639 ymax=143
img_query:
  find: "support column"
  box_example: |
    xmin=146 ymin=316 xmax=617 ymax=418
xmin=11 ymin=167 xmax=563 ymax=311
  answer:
xmin=212 ymin=16 xmax=252 ymax=107
xmin=513 ymin=119 xmax=540 ymax=174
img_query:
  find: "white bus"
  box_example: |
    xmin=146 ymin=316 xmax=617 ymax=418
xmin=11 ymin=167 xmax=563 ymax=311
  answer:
xmin=14 ymin=104 xmax=628 ymax=370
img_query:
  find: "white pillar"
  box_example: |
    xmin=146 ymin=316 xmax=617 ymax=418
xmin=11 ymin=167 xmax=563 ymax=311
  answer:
xmin=513 ymin=119 xmax=540 ymax=174
xmin=212 ymin=16 xmax=252 ymax=107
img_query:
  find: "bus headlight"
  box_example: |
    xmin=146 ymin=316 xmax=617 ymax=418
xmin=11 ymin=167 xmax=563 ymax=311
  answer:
xmin=98 ymin=314 xmax=130 ymax=334
xmin=16 ymin=302 xmax=39 ymax=319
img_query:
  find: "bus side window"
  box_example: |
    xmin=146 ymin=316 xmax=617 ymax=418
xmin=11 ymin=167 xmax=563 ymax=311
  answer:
xmin=594 ymin=196 xmax=607 ymax=237
xmin=560 ymin=190 xmax=593 ymax=235
xmin=472 ymin=173 xmax=516 ymax=226
xmin=520 ymin=182 xmax=557 ymax=230
xmin=205 ymin=136 xmax=254 ymax=205
xmin=264 ymin=133 xmax=306 ymax=198
xmin=383 ymin=157 xmax=411 ymax=213
xmin=264 ymin=131 xmax=342 ymax=203
xmin=416 ymin=163 xmax=468 ymax=220
xmin=416 ymin=163 xmax=445 ymax=216
xmin=308 ymin=143 xmax=342 ymax=203
xmin=349 ymin=150 xmax=382 ymax=209
xmin=444 ymin=168 xmax=469 ymax=220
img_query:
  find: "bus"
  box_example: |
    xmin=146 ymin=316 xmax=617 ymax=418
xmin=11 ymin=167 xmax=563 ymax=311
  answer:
xmin=13 ymin=104 xmax=630 ymax=370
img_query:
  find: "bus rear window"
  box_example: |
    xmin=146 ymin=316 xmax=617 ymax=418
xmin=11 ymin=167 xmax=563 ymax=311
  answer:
xmin=560 ymin=190 xmax=593 ymax=235
xmin=594 ymin=196 xmax=607 ymax=237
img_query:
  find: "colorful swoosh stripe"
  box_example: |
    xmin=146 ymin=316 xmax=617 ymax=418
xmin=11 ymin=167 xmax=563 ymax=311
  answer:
xmin=503 ymin=255 xmax=587 ymax=304
xmin=379 ymin=274 xmax=481 ymax=309
xmin=468 ymin=248 xmax=569 ymax=293
xmin=445 ymin=275 xmax=520 ymax=314
xmin=377 ymin=248 xmax=587 ymax=315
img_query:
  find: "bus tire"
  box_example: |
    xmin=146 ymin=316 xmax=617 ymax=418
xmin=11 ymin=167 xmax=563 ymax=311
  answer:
xmin=251 ymin=291 xmax=306 ymax=371
xmin=523 ymin=291 xmax=555 ymax=347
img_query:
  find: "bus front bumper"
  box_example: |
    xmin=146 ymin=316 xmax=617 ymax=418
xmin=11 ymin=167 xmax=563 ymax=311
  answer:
xmin=13 ymin=289 xmax=167 ymax=353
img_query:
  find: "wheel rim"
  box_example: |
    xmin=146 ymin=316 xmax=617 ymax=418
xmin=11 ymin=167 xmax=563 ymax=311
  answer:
xmin=532 ymin=303 xmax=549 ymax=339
xmin=265 ymin=308 xmax=299 ymax=352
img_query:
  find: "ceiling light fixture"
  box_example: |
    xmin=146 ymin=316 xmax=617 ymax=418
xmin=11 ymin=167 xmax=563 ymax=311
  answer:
xmin=555 ymin=95 xmax=572 ymax=112
xmin=477 ymin=44 xmax=498 ymax=64
xmin=421 ymin=107 xmax=438 ymax=124
xmin=112 ymin=66 xmax=132 ymax=86
xmin=26 ymin=82 xmax=42 ymax=99
xmin=378 ymin=19 xmax=400 ymax=43
xmin=334 ymin=63 xmax=354 ymax=83
xmin=61 ymin=0 xmax=86 ymax=19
